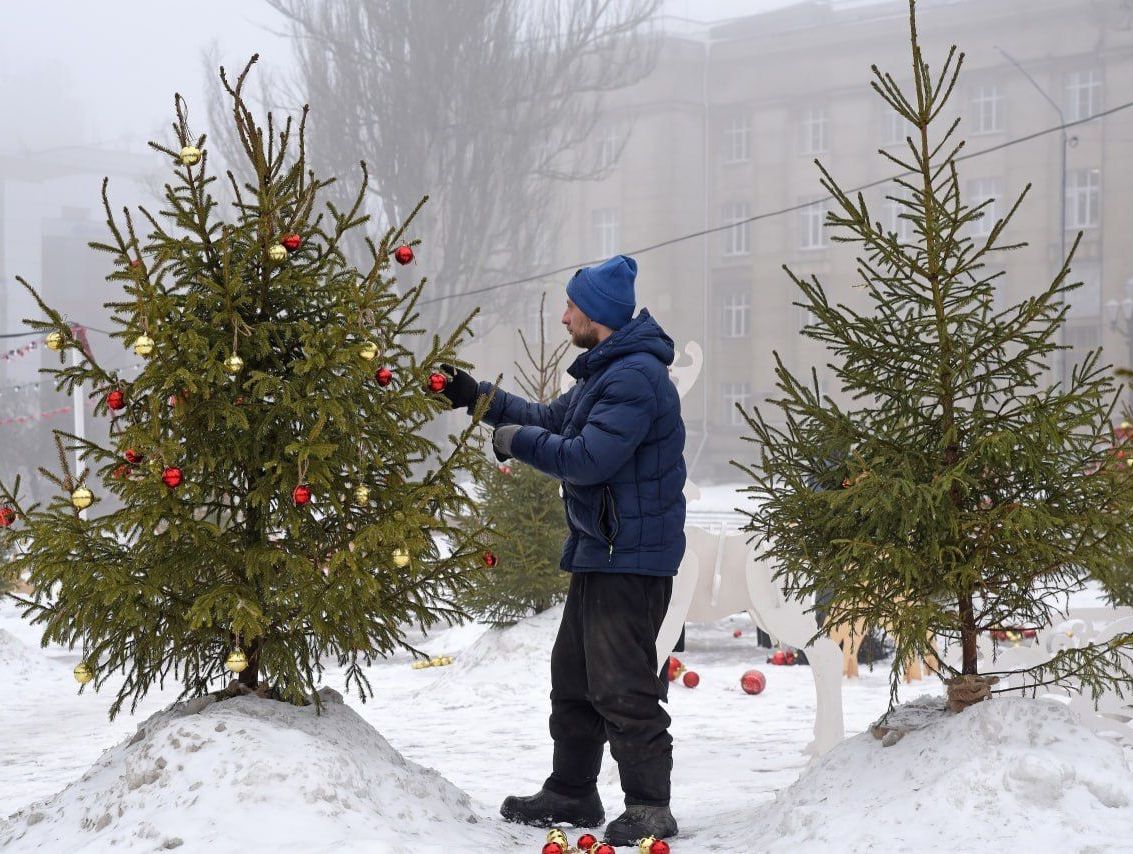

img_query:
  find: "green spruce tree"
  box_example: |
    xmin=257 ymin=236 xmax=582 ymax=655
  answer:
xmin=461 ymin=295 xmax=571 ymax=625
xmin=0 ymin=57 xmax=491 ymax=716
xmin=736 ymin=0 xmax=1133 ymax=705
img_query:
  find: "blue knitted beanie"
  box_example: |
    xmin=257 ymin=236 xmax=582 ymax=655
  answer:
xmin=566 ymin=255 xmax=637 ymax=330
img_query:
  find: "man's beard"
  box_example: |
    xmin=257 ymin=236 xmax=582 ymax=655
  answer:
xmin=571 ymin=327 xmax=600 ymax=350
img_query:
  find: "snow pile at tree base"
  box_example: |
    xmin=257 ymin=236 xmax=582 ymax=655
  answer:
xmin=0 ymin=689 xmax=512 ymax=852
xmin=712 ymin=696 xmax=1133 ymax=853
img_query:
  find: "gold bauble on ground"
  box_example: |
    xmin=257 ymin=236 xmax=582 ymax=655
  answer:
xmin=547 ymin=829 xmax=569 ymax=846
xmin=638 ymin=837 xmax=657 ymax=853
xmin=224 ymin=354 xmax=244 ymax=374
xmin=132 ymin=335 xmax=155 ymax=357
xmin=225 ymin=649 xmax=249 ymax=673
xmin=70 ymin=487 xmax=94 ymax=510
xmin=353 ymin=485 xmax=370 ymax=504
xmin=392 ymin=548 xmax=410 ymax=568
xmin=267 ymin=244 xmax=288 ymax=263
xmin=73 ymin=662 xmax=94 ymax=684
xmin=45 ymin=331 xmax=66 ymax=351
xmin=179 ymin=145 xmax=202 ymax=165
xmin=359 ymin=341 xmax=379 ymax=361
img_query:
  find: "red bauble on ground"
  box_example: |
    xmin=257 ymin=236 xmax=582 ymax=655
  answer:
xmin=771 ymin=650 xmax=787 ymax=665
xmin=649 ymin=840 xmax=671 ymax=854
xmin=427 ymin=371 xmax=448 ymax=393
xmin=106 ymin=390 xmax=126 ymax=411
xmin=482 ymin=550 xmax=498 ymax=568
xmin=577 ymin=833 xmax=598 ymax=851
xmin=733 ymin=629 xmax=743 ymax=638
xmin=784 ymin=650 xmax=796 ymax=665
xmin=124 ymin=449 xmax=144 ymax=465
xmin=0 ymin=506 xmax=15 ymax=527
xmin=541 ymin=844 xmax=563 ymax=854
xmin=281 ymin=232 xmax=302 ymax=251
xmin=292 ymin=485 xmax=312 ymax=506
xmin=161 ymin=467 xmax=183 ymax=489
xmin=666 ymin=656 xmax=682 ymax=681
xmin=682 ymin=670 xmax=699 ymax=688
xmin=740 ymin=669 xmax=766 ymax=695
xmin=393 ymin=245 xmax=414 ymax=265
xmin=375 ymin=367 xmax=394 ymax=387
xmin=593 ymin=843 xmax=616 ymax=854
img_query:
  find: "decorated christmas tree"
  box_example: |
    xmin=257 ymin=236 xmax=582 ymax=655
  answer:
xmin=0 ymin=57 xmax=492 ymax=717
xmin=736 ymin=0 xmax=1133 ymax=707
xmin=461 ymin=296 xmax=571 ymax=625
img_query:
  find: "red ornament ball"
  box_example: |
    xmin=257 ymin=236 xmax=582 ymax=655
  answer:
xmin=740 ymin=669 xmax=766 ymax=695
xmin=733 ymin=629 xmax=743 ymax=638
xmin=129 ymin=259 xmax=142 ymax=269
xmin=649 ymin=840 xmax=671 ymax=854
xmin=106 ymin=390 xmax=126 ymax=411
xmin=0 ymin=506 xmax=15 ymax=527
xmin=771 ymin=649 xmax=787 ymax=666
xmin=292 ymin=485 xmax=312 ymax=506
xmin=111 ymin=464 xmax=130 ymax=481
xmin=427 ymin=371 xmax=448 ymax=393
xmin=577 ymin=834 xmax=598 ymax=851
xmin=682 ymin=670 xmax=699 ymax=688
xmin=482 ymin=550 xmax=498 ymax=568
xmin=542 ymin=844 xmax=563 ymax=854
xmin=593 ymin=844 xmax=616 ymax=854
xmin=375 ymin=367 xmax=394 ymax=387
xmin=666 ymin=656 xmax=682 ymax=682
xmin=281 ymin=232 xmax=302 ymax=251
xmin=124 ymin=449 xmax=144 ymax=465
xmin=393 ymin=245 xmax=414 ymax=265
xmin=161 ymin=467 xmax=183 ymax=489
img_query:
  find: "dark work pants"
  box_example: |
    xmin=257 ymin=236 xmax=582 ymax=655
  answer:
xmin=544 ymin=571 xmax=674 ymax=806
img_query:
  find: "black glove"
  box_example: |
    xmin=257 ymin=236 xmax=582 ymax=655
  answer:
xmin=438 ymin=364 xmax=479 ymax=410
xmin=492 ymin=424 xmax=521 ymax=462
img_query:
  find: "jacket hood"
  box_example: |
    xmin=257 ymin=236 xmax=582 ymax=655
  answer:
xmin=567 ymin=308 xmax=675 ymax=379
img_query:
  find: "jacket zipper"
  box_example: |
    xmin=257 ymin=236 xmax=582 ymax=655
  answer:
xmin=601 ymin=485 xmax=620 ymax=561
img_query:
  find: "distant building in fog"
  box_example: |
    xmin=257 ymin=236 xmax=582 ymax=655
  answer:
xmin=503 ymin=0 xmax=1132 ymax=481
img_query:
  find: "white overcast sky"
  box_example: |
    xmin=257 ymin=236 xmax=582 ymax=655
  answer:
xmin=0 ymin=0 xmax=798 ymax=154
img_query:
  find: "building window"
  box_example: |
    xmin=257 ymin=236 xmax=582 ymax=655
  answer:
xmin=724 ymin=113 xmax=751 ymax=163
xmin=970 ymin=84 xmax=1002 ymax=135
xmin=596 ymin=125 xmax=619 ymax=170
xmin=1065 ymin=169 xmax=1101 ymax=230
xmin=1065 ymin=69 xmax=1102 ymax=122
xmin=881 ymin=110 xmax=909 ymax=147
xmin=881 ymin=189 xmax=914 ymax=242
xmin=722 ymin=382 xmax=752 ymax=426
xmin=592 ymin=208 xmax=620 ymax=257
xmin=966 ymin=177 xmax=1003 ymax=238
xmin=1066 ymin=260 xmax=1101 ymax=319
xmin=799 ymin=106 xmax=828 ymax=155
xmin=721 ymin=291 xmax=750 ymax=338
xmin=799 ymin=199 xmax=829 ymax=250
xmin=721 ymin=201 xmax=751 ymax=257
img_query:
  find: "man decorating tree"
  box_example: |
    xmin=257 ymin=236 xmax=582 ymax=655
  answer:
xmin=439 ymin=254 xmax=686 ymax=846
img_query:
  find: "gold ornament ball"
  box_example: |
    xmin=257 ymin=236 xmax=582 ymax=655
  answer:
xmin=133 ymin=335 xmax=155 ymax=357
xmin=359 ymin=341 xmax=379 ymax=361
xmin=224 ymin=354 xmax=244 ymax=374
xmin=440 ymin=656 xmax=453 ymax=665
xmin=353 ymin=485 xmax=371 ymax=504
xmin=179 ymin=145 xmax=202 ymax=166
xmin=411 ymin=660 xmax=427 ymax=670
xmin=392 ymin=548 xmax=410 ymax=568
xmin=73 ymin=661 xmax=94 ymax=685
xmin=546 ymin=829 xmax=569 ymax=846
xmin=225 ymin=649 xmax=249 ymax=673
xmin=268 ymin=244 xmax=288 ymax=263
xmin=70 ymin=486 xmax=94 ymax=510
xmin=638 ymin=837 xmax=657 ymax=854
xmin=45 ymin=331 xmax=66 ymax=351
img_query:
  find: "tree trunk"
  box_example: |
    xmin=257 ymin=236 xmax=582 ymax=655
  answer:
xmin=958 ymin=591 xmax=978 ymax=675
xmin=238 ymin=638 xmax=262 ymax=689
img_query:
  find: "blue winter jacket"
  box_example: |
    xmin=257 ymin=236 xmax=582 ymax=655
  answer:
xmin=475 ymin=309 xmax=686 ymax=576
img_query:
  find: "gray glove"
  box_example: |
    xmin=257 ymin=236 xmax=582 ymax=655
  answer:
xmin=492 ymin=424 xmax=521 ymax=462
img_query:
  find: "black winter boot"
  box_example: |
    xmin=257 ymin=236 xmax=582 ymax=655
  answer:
xmin=603 ymin=804 xmax=678 ymax=846
xmin=499 ymin=788 xmax=605 ymax=828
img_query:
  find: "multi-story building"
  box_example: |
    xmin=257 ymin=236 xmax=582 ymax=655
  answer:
xmin=469 ymin=0 xmax=1133 ymax=482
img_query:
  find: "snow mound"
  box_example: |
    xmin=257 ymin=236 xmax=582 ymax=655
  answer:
xmin=0 ymin=689 xmax=521 ymax=853
xmin=0 ymin=628 xmax=54 ymax=681
xmin=710 ymin=696 xmax=1133 ymax=853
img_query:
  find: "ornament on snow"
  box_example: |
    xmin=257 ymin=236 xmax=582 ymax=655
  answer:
xmin=375 ymin=366 xmax=394 ymax=387
xmin=45 ymin=330 xmax=66 ymax=351
xmin=225 ymin=649 xmax=249 ymax=673
xmin=577 ymin=833 xmax=598 ymax=851
xmin=161 ymin=467 xmax=183 ymax=489
xmin=281 ymin=232 xmax=302 ymax=252
xmin=393 ymin=245 xmax=414 ymax=265
xmin=427 ymin=371 xmax=449 ymax=393
xmin=353 ymin=484 xmax=371 ymax=504
xmin=546 ymin=829 xmax=569 ymax=848
xmin=292 ymin=484 xmax=312 ymax=506
xmin=70 ymin=486 xmax=94 ymax=510
xmin=541 ymin=844 xmax=563 ymax=854
xmin=178 ymin=145 xmax=202 ymax=166
xmin=482 ymin=550 xmax=498 ymax=568
xmin=682 ymin=670 xmax=699 ymax=688
xmin=132 ymin=334 xmax=155 ymax=357
xmin=124 ymin=449 xmax=144 ymax=465
xmin=639 ymin=837 xmax=670 ymax=854
xmin=666 ymin=656 xmax=684 ymax=682
xmin=359 ymin=341 xmax=379 ymax=361
xmin=392 ymin=548 xmax=411 ymax=568
xmin=73 ymin=661 xmax=94 ymax=684
xmin=268 ymin=243 xmax=288 ymax=263
xmin=740 ymin=669 xmax=766 ymax=695
xmin=224 ymin=354 xmax=244 ymax=374
xmin=0 ymin=506 xmax=16 ymax=527
xmin=733 ymin=629 xmax=743 ymax=638
xmin=591 ymin=843 xmax=616 ymax=854
xmin=106 ymin=389 xmax=126 ymax=411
